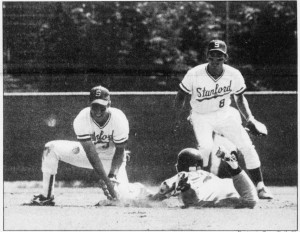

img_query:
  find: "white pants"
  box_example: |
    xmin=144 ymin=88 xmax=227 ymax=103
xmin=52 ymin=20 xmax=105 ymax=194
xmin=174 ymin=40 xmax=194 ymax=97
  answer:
xmin=190 ymin=107 xmax=261 ymax=169
xmin=42 ymin=140 xmax=128 ymax=184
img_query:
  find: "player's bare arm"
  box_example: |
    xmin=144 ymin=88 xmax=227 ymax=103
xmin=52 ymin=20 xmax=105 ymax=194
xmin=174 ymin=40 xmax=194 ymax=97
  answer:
xmin=234 ymin=93 xmax=267 ymax=136
xmin=109 ymin=143 xmax=126 ymax=178
xmin=80 ymin=140 xmax=117 ymax=199
xmin=173 ymin=88 xmax=191 ymax=132
xmin=233 ymin=93 xmax=254 ymax=121
xmin=174 ymin=88 xmax=188 ymax=110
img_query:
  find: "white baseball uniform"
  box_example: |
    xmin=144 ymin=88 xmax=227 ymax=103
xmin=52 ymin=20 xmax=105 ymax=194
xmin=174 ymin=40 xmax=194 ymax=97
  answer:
xmin=158 ymin=169 xmax=258 ymax=208
xmin=73 ymin=106 xmax=129 ymax=169
xmin=180 ymin=63 xmax=261 ymax=169
xmin=41 ymin=107 xmax=130 ymax=197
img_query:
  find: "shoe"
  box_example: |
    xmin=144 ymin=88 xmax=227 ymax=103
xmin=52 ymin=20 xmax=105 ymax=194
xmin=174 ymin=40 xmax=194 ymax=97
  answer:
xmin=23 ymin=194 xmax=55 ymax=206
xmin=216 ymin=147 xmax=239 ymax=169
xmin=258 ymin=187 xmax=274 ymax=199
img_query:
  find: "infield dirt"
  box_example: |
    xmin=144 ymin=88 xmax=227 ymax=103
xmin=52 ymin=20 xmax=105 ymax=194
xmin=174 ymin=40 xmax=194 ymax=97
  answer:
xmin=4 ymin=182 xmax=297 ymax=231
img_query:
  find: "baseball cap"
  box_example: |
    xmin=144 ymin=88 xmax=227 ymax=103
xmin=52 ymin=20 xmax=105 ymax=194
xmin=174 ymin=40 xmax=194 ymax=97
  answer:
xmin=89 ymin=85 xmax=110 ymax=106
xmin=208 ymin=40 xmax=227 ymax=55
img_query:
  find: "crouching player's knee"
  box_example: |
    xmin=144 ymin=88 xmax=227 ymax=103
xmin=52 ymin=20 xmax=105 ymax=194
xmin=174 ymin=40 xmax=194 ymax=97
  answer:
xmin=41 ymin=141 xmax=59 ymax=174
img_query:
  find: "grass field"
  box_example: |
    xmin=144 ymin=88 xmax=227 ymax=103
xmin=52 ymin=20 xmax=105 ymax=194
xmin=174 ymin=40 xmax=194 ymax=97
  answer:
xmin=4 ymin=182 xmax=297 ymax=231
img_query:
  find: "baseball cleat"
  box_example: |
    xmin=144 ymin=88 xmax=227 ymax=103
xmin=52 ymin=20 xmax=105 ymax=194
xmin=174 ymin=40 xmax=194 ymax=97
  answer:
xmin=23 ymin=194 xmax=55 ymax=206
xmin=257 ymin=187 xmax=274 ymax=199
xmin=216 ymin=147 xmax=239 ymax=169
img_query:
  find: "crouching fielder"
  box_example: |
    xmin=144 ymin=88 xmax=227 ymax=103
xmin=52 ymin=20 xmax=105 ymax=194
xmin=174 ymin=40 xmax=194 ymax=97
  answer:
xmin=150 ymin=148 xmax=258 ymax=208
xmin=25 ymin=85 xmax=137 ymax=206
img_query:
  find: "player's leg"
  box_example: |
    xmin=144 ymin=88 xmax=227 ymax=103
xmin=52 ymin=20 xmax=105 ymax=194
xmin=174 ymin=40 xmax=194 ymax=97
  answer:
xmin=211 ymin=132 xmax=238 ymax=176
xmin=190 ymin=112 xmax=214 ymax=168
xmin=24 ymin=140 xmax=81 ymax=205
xmin=45 ymin=140 xmax=128 ymax=179
xmin=25 ymin=140 xmax=125 ymax=206
xmin=23 ymin=141 xmax=61 ymax=206
xmin=225 ymin=129 xmax=273 ymax=199
xmin=217 ymin=111 xmax=273 ymax=199
xmin=216 ymin=149 xmax=258 ymax=208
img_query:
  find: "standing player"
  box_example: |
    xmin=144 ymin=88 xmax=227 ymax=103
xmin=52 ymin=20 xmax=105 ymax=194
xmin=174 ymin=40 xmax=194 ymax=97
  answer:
xmin=25 ymin=85 xmax=130 ymax=206
xmin=174 ymin=39 xmax=273 ymax=199
xmin=149 ymin=147 xmax=258 ymax=208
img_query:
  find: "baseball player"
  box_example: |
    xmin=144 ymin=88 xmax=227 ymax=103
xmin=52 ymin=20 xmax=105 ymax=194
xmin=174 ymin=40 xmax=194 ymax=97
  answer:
xmin=25 ymin=85 xmax=132 ymax=206
xmin=149 ymin=147 xmax=258 ymax=208
xmin=174 ymin=39 xmax=273 ymax=199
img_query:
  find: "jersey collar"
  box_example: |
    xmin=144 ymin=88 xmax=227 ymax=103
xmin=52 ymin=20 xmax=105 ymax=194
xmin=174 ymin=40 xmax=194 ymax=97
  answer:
xmin=205 ymin=64 xmax=225 ymax=82
xmin=91 ymin=111 xmax=111 ymax=129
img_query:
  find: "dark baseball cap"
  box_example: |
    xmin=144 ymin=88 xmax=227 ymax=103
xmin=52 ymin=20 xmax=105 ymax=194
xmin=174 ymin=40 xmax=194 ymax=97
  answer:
xmin=89 ymin=85 xmax=110 ymax=106
xmin=208 ymin=40 xmax=227 ymax=55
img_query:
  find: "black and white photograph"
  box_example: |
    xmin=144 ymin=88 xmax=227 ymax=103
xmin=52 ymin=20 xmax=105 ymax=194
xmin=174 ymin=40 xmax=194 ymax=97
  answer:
xmin=2 ymin=1 xmax=297 ymax=230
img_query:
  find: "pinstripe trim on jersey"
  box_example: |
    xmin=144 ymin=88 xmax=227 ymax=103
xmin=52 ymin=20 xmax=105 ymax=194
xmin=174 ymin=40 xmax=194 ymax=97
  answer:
xmin=196 ymin=92 xmax=231 ymax=102
xmin=205 ymin=65 xmax=224 ymax=82
xmin=235 ymin=87 xmax=246 ymax=95
xmin=77 ymin=134 xmax=91 ymax=140
xmin=114 ymin=137 xmax=128 ymax=144
xmin=91 ymin=112 xmax=112 ymax=129
xmin=77 ymin=138 xmax=91 ymax=142
xmin=179 ymin=83 xmax=191 ymax=94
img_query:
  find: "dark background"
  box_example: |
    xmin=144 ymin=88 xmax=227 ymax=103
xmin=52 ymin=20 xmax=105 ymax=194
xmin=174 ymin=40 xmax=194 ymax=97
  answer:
xmin=4 ymin=94 xmax=297 ymax=185
xmin=3 ymin=1 xmax=297 ymax=92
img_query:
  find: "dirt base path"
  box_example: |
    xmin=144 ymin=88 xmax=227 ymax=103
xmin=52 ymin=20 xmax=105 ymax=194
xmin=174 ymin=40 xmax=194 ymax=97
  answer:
xmin=4 ymin=182 xmax=297 ymax=230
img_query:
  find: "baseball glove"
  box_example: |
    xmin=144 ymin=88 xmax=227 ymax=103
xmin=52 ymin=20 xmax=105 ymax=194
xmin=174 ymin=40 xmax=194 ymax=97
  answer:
xmin=176 ymin=173 xmax=191 ymax=192
xmin=245 ymin=119 xmax=268 ymax=136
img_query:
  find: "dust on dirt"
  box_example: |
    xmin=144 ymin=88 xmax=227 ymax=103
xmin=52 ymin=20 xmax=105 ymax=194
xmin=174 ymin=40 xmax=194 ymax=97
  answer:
xmin=3 ymin=182 xmax=297 ymax=230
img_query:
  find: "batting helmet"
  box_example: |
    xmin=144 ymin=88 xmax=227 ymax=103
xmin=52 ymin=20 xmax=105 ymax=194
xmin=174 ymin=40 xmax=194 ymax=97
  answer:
xmin=175 ymin=148 xmax=203 ymax=172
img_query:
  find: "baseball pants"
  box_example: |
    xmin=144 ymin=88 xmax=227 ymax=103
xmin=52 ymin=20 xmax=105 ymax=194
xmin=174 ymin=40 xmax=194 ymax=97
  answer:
xmin=190 ymin=107 xmax=261 ymax=169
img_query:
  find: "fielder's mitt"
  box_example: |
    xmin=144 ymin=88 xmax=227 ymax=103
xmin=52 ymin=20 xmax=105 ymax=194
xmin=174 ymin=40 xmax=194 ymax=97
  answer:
xmin=176 ymin=173 xmax=191 ymax=192
xmin=245 ymin=119 xmax=268 ymax=136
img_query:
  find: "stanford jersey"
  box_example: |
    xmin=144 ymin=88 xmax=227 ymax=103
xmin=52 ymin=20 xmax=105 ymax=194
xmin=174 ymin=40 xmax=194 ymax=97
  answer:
xmin=73 ymin=107 xmax=129 ymax=161
xmin=180 ymin=63 xmax=246 ymax=114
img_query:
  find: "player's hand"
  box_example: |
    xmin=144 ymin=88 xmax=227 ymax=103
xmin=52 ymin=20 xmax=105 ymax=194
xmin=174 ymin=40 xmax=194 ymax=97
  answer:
xmin=245 ymin=118 xmax=268 ymax=137
xmin=147 ymin=192 xmax=168 ymax=201
xmin=108 ymin=173 xmax=120 ymax=187
xmin=99 ymin=179 xmax=118 ymax=201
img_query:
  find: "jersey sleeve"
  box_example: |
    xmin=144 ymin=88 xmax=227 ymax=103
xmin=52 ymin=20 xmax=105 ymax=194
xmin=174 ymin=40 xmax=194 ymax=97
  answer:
xmin=179 ymin=70 xmax=193 ymax=94
xmin=73 ymin=108 xmax=93 ymax=141
xmin=112 ymin=110 xmax=129 ymax=144
xmin=233 ymin=70 xmax=246 ymax=95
